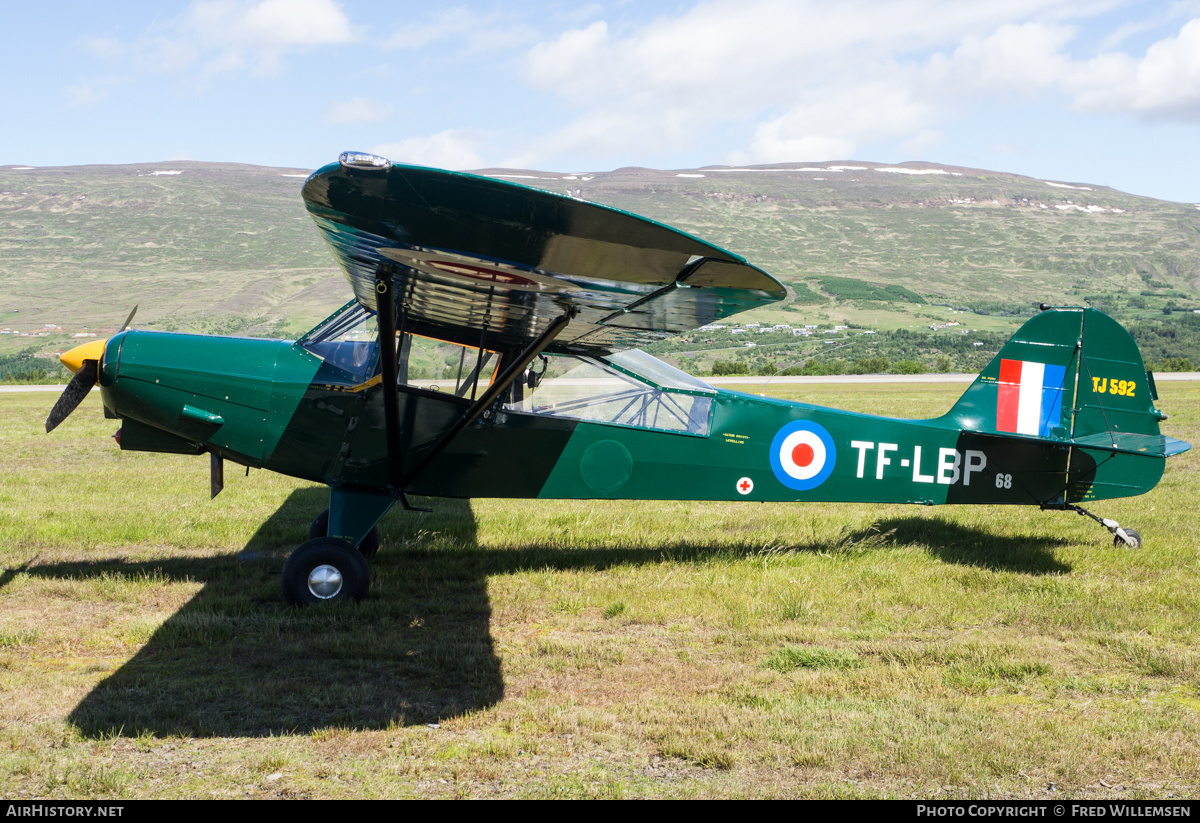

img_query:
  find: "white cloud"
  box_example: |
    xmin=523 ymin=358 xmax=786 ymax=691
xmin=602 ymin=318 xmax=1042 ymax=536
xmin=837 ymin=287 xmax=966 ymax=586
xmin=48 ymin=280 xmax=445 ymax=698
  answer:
xmin=65 ymin=76 xmax=124 ymax=107
xmin=77 ymin=0 xmax=357 ymax=88
xmin=523 ymin=1 xmax=1089 ymax=105
xmin=732 ymin=83 xmax=936 ymax=163
xmin=1098 ymin=3 xmax=1200 ymax=50
xmin=371 ymin=130 xmax=487 ymax=170
xmin=505 ymin=1 xmax=1200 ymax=170
xmin=926 ymin=22 xmax=1074 ymax=94
xmin=81 ymin=36 xmax=128 ymax=61
xmin=516 ymin=0 xmax=1099 ymax=167
xmin=185 ymin=0 xmax=355 ymax=52
xmin=1067 ymin=17 xmax=1200 ymax=119
xmin=324 ymin=97 xmax=393 ymax=125
xmin=729 ymin=133 xmax=854 ymax=165
xmin=386 ymin=7 xmax=537 ymax=55
xmin=898 ymin=129 xmax=946 ymax=158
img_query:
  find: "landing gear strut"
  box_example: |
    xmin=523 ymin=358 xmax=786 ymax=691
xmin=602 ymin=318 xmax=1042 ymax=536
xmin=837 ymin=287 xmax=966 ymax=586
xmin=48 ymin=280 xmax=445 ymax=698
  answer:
xmin=1043 ymin=503 xmax=1141 ymax=548
xmin=308 ymin=509 xmax=381 ymax=559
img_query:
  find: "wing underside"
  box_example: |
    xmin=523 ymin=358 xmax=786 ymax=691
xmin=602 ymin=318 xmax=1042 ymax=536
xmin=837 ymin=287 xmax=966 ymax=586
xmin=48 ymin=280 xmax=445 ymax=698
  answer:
xmin=302 ymin=160 xmax=786 ymax=354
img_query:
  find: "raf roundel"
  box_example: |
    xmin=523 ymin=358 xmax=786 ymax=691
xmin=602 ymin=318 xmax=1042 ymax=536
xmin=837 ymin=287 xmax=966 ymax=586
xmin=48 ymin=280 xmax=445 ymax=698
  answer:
xmin=769 ymin=420 xmax=836 ymax=491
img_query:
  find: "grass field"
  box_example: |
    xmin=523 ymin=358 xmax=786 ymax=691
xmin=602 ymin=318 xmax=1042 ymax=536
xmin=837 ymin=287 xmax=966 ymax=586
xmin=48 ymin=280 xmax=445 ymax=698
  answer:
xmin=1 ymin=383 xmax=1198 ymax=799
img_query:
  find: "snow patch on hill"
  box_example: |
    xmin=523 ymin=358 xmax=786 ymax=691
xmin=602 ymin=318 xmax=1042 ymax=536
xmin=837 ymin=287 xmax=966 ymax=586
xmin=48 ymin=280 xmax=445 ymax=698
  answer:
xmin=874 ymin=167 xmax=962 ymax=176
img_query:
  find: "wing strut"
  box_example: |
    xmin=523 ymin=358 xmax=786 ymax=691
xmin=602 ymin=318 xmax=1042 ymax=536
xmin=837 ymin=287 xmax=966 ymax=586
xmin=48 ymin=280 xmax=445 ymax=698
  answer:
xmin=596 ymin=255 xmax=710 ymax=325
xmin=400 ymin=308 xmax=575 ymax=489
xmin=376 ymin=262 xmax=574 ymax=500
xmin=374 ymin=264 xmax=407 ymax=493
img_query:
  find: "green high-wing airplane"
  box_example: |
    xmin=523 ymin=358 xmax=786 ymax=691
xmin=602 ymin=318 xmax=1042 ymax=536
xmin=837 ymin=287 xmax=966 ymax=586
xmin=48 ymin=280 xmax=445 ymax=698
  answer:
xmin=46 ymin=152 xmax=1191 ymax=606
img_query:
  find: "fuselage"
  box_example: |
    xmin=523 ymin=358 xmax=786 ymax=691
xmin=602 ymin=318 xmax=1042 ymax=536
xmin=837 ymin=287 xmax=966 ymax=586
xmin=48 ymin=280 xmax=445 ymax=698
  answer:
xmin=97 ymin=322 xmax=1167 ymax=509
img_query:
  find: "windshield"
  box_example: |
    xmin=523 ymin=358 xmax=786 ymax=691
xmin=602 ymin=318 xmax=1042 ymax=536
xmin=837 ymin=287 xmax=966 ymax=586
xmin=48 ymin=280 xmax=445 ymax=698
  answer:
xmin=300 ymin=302 xmax=380 ymax=385
xmin=603 ymin=349 xmax=716 ymax=395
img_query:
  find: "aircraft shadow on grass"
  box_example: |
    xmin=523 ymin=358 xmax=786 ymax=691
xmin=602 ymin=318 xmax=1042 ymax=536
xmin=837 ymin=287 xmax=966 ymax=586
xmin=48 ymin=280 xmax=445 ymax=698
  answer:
xmin=9 ymin=489 xmax=1067 ymax=738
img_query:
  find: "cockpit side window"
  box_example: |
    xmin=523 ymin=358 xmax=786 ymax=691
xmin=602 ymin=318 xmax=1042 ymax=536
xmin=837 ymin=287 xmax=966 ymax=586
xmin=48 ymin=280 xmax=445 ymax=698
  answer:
xmin=401 ymin=334 xmax=499 ymax=399
xmin=299 ymin=302 xmax=500 ymax=396
xmin=503 ymin=353 xmax=713 ymax=436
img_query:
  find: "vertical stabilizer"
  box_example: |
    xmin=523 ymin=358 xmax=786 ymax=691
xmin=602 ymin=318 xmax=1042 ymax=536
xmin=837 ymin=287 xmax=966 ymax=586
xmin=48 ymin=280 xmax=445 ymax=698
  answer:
xmin=940 ymin=308 xmax=1084 ymax=441
xmin=938 ymin=307 xmax=1184 ymax=502
xmin=941 ymin=308 xmax=1177 ymax=446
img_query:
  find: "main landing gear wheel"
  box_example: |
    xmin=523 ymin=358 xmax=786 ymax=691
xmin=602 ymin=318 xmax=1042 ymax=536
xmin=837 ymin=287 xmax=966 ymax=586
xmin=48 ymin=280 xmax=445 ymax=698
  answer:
xmin=1114 ymin=528 xmax=1142 ymax=549
xmin=308 ymin=509 xmax=381 ymax=559
xmin=282 ymin=537 xmax=370 ymax=606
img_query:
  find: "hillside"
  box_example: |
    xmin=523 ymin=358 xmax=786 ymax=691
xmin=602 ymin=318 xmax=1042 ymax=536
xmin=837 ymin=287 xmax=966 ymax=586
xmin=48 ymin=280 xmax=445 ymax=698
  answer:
xmin=514 ymin=162 xmax=1200 ymax=324
xmin=0 ymin=161 xmax=338 ymax=347
xmin=3 ymin=159 xmax=1199 ymax=373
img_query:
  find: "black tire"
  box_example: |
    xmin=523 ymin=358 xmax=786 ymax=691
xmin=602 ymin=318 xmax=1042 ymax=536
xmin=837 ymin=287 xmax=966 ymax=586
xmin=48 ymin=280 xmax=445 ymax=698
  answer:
xmin=282 ymin=537 xmax=370 ymax=606
xmin=308 ymin=509 xmax=381 ymax=559
xmin=1114 ymin=528 xmax=1142 ymax=549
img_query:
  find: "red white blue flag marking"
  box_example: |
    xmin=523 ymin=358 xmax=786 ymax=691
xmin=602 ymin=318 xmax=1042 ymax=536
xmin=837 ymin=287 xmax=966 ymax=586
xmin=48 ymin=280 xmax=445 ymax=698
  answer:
xmin=997 ymin=359 xmax=1067 ymax=436
xmin=770 ymin=421 xmax=836 ymax=490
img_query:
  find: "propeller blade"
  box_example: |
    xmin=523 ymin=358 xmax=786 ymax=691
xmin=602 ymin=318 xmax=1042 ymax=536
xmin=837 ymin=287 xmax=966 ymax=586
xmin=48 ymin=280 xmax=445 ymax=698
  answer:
xmin=118 ymin=304 xmax=138 ymax=334
xmin=45 ymin=360 xmax=98 ymax=433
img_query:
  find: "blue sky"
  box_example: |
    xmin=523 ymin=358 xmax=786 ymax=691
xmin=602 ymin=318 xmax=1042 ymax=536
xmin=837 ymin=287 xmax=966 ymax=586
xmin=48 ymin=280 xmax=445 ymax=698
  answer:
xmin=4 ymin=0 xmax=1200 ymax=202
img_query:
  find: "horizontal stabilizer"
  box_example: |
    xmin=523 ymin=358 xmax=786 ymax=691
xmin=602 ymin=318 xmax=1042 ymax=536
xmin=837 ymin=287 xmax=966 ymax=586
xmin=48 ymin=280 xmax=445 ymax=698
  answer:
xmin=1071 ymin=431 xmax=1191 ymax=457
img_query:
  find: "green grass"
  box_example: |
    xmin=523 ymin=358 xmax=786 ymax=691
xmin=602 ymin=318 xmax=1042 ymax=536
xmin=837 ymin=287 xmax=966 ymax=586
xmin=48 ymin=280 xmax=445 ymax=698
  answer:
xmin=762 ymin=646 xmax=863 ymax=672
xmin=1 ymin=383 xmax=1198 ymax=798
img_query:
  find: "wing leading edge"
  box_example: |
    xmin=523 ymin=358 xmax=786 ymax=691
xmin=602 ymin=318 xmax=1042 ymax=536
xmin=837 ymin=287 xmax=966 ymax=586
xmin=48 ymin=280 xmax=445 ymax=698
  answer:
xmin=302 ymin=156 xmax=786 ymax=354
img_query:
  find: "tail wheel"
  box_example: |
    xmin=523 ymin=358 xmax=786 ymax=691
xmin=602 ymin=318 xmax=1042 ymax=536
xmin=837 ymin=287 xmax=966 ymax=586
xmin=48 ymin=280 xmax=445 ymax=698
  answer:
xmin=308 ymin=509 xmax=381 ymax=559
xmin=1114 ymin=528 xmax=1142 ymax=549
xmin=282 ymin=537 xmax=370 ymax=606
